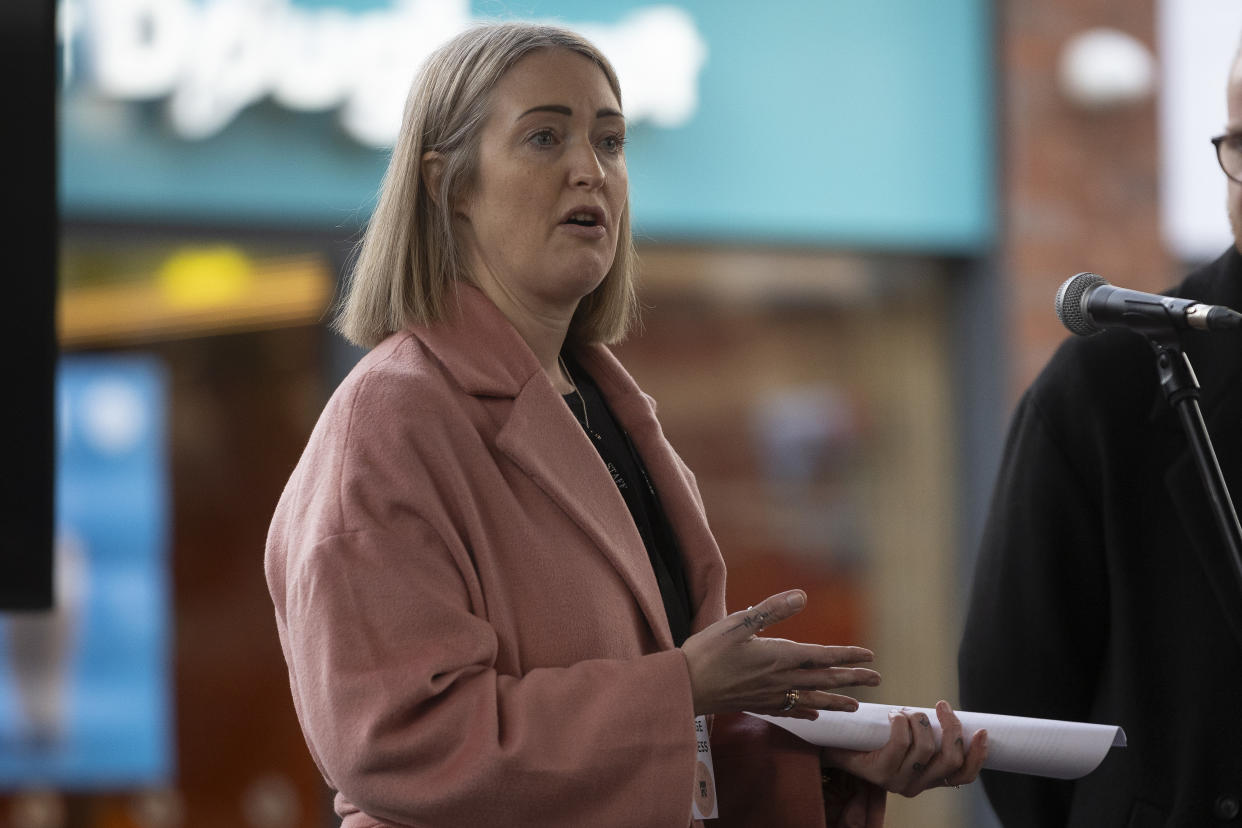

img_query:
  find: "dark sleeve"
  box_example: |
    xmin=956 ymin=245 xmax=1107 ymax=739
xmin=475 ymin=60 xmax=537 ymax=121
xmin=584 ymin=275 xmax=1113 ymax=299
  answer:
xmin=958 ymin=388 xmax=1110 ymax=827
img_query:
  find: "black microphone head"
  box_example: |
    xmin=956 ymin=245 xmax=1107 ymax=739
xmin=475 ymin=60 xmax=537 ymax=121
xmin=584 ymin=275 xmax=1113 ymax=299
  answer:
xmin=1056 ymin=272 xmax=1107 ymax=336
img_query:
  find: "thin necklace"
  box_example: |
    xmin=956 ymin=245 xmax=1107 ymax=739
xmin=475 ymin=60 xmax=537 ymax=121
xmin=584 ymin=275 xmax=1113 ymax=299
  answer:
xmin=558 ymin=354 xmax=592 ymax=433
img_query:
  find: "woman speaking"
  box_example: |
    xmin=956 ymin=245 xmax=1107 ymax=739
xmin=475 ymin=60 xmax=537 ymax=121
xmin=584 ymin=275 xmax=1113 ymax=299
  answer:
xmin=266 ymin=22 xmax=985 ymax=827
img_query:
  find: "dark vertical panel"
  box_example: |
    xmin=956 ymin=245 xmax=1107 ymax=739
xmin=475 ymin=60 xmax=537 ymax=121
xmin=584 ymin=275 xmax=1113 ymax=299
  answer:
xmin=0 ymin=0 xmax=55 ymax=609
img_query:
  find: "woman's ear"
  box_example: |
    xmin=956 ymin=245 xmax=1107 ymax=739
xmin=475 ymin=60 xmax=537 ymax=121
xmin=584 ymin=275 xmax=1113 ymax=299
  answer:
xmin=421 ymin=150 xmax=446 ymax=206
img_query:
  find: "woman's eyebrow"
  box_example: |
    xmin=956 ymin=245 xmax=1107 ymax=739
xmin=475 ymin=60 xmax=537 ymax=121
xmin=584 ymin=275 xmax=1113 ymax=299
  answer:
xmin=516 ymin=104 xmax=625 ymax=121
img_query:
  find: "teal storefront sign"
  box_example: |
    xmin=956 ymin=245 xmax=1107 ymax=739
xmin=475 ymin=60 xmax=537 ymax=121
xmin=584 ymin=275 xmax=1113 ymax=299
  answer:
xmin=59 ymin=0 xmax=992 ymax=251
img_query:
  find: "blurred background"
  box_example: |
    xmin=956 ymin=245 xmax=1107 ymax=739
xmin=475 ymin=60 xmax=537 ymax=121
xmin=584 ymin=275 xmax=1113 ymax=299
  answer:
xmin=3 ymin=0 xmax=1239 ymax=825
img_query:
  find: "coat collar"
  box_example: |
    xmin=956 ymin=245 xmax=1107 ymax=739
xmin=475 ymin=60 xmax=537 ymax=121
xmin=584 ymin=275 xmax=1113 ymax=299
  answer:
xmin=408 ymin=283 xmax=726 ymax=647
xmin=1145 ymin=246 xmax=1242 ymax=429
xmin=411 ymin=283 xmax=539 ymax=399
xmin=574 ymin=345 xmax=729 ymax=635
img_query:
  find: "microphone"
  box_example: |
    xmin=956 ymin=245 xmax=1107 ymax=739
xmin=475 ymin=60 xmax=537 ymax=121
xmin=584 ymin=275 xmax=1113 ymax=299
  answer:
xmin=1055 ymin=272 xmax=1242 ymax=337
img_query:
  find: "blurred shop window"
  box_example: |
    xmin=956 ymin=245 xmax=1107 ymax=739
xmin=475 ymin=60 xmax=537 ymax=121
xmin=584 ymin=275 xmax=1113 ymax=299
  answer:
xmin=58 ymin=241 xmax=333 ymax=348
xmin=0 ymin=356 xmax=172 ymax=787
xmin=752 ymin=385 xmax=865 ymax=569
xmin=30 ymin=230 xmax=339 ymax=826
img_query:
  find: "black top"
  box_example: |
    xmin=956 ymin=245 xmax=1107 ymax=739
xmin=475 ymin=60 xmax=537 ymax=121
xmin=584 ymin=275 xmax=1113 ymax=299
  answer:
xmin=561 ymin=355 xmax=694 ymax=646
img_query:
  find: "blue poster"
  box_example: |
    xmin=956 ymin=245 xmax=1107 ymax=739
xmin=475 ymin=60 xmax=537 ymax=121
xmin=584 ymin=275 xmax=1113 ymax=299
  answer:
xmin=0 ymin=355 xmax=173 ymax=788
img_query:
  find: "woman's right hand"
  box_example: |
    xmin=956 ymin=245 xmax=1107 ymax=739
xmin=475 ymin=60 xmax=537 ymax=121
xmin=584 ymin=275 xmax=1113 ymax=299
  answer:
xmin=822 ymin=701 xmax=988 ymax=797
xmin=680 ymin=589 xmax=880 ymax=718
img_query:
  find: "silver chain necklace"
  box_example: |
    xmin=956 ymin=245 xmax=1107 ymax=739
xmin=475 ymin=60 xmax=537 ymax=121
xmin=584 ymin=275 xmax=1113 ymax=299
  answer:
xmin=559 ymin=354 xmax=594 ymax=435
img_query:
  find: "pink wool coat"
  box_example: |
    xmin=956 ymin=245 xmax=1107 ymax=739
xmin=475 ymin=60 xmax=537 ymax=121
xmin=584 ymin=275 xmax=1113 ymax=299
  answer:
xmin=266 ymin=284 xmax=826 ymax=827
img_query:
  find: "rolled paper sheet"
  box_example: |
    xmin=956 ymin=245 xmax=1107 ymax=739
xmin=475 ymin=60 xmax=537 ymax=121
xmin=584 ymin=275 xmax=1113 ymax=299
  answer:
xmin=750 ymin=702 xmax=1126 ymax=779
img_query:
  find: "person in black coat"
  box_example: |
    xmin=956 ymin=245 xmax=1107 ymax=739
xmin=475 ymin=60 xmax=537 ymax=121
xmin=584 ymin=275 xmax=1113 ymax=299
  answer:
xmin=958 ymin=44 xmax=1242 ymax=828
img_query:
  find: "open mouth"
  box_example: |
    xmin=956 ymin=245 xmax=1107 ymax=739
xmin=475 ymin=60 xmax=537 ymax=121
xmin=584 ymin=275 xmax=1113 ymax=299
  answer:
xmin=560 ymin=208 xmax=605 ymax=229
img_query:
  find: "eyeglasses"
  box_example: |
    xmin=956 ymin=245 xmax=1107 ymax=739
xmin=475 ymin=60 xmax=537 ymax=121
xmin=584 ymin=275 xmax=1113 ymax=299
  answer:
xmin=1212 ymin=134 xmax=1242 ymax=184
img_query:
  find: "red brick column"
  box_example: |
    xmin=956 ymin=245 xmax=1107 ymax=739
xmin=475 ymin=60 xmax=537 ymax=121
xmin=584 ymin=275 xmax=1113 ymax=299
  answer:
xmin=1002 ymin=2 xmax=1171 ymax=396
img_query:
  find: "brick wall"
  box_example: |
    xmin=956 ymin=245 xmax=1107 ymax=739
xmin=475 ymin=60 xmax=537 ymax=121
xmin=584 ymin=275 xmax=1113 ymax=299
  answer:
xmin=1003 ymin=1 xmax=1171 ymax=396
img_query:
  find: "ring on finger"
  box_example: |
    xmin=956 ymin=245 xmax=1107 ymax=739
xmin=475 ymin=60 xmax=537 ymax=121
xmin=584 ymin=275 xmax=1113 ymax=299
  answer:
xmin=781 ymin=689 xmax=799 ymax=711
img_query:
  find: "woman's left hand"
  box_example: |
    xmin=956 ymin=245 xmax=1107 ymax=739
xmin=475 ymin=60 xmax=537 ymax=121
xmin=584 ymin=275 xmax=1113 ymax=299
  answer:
xmin=821 ymin=700 xmax=988 ymax=797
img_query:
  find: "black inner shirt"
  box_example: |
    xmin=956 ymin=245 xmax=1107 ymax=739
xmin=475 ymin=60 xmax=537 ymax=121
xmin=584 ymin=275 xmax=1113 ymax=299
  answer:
xmin=560 ymin=355 xmax=694 ymax=647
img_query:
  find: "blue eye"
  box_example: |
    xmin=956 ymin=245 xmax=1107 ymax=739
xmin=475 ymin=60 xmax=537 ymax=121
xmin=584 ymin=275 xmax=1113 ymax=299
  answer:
xmin=530 ymin=129 xmax=556 ymax=147
xmin=599 ymin=134 xmax=627 ymax=153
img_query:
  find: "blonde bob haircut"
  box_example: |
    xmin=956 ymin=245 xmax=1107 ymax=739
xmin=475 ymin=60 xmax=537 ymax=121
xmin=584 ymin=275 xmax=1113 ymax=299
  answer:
xmin=334 ymin=22 xmax=639 ymax=349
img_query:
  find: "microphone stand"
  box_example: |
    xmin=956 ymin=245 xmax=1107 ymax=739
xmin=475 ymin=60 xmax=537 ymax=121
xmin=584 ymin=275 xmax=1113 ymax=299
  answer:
xmin=1149 ymin=331 xmax=1242 ymax=593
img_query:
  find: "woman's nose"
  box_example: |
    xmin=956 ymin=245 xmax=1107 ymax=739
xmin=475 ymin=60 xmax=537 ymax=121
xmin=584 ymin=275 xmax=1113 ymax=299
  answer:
xmin=568 ymin=141 xmax=606 ymax=189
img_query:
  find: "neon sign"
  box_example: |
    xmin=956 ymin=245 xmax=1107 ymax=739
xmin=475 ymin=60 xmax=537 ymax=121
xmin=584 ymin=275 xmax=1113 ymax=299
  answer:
xmin=62 ymin=0 xmax=708 ymax=147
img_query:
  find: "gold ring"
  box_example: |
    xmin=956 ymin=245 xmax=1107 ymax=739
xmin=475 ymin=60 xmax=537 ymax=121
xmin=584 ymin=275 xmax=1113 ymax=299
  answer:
xmin=781 ymin=689 xmax=799 ymax=711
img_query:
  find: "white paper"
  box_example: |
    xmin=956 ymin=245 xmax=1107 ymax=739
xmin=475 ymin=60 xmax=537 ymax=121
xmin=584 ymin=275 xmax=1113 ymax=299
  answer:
xmin=750 ymin=703 xmax=1126 ymax=780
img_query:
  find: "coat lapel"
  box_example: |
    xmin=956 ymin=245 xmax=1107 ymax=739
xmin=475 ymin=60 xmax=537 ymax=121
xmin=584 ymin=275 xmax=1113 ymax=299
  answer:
xmin=1162 ymin=250 xmax=1242 ymax=652
xmin=577 ymin=345 xmax=729 ymax=635
xmin=1164 ymin=403 xmax=1242 ymax=653
xmin=412 ymin=285 xmax=675 ymax=650
xmin=495 ymin=382 xmax=675 ymax=650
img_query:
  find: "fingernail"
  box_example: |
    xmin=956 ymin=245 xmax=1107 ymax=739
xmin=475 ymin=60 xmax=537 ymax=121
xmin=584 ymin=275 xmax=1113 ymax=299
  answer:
xmin=787 ymin=591 xmax=806 ymax=610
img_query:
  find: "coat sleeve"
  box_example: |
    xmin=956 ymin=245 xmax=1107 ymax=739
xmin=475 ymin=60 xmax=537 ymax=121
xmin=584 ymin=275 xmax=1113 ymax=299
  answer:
xmin=280 ymin=515 xmax=699 ymax=828
xmin=958 ymin=391 xmax=1109 ymax=827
